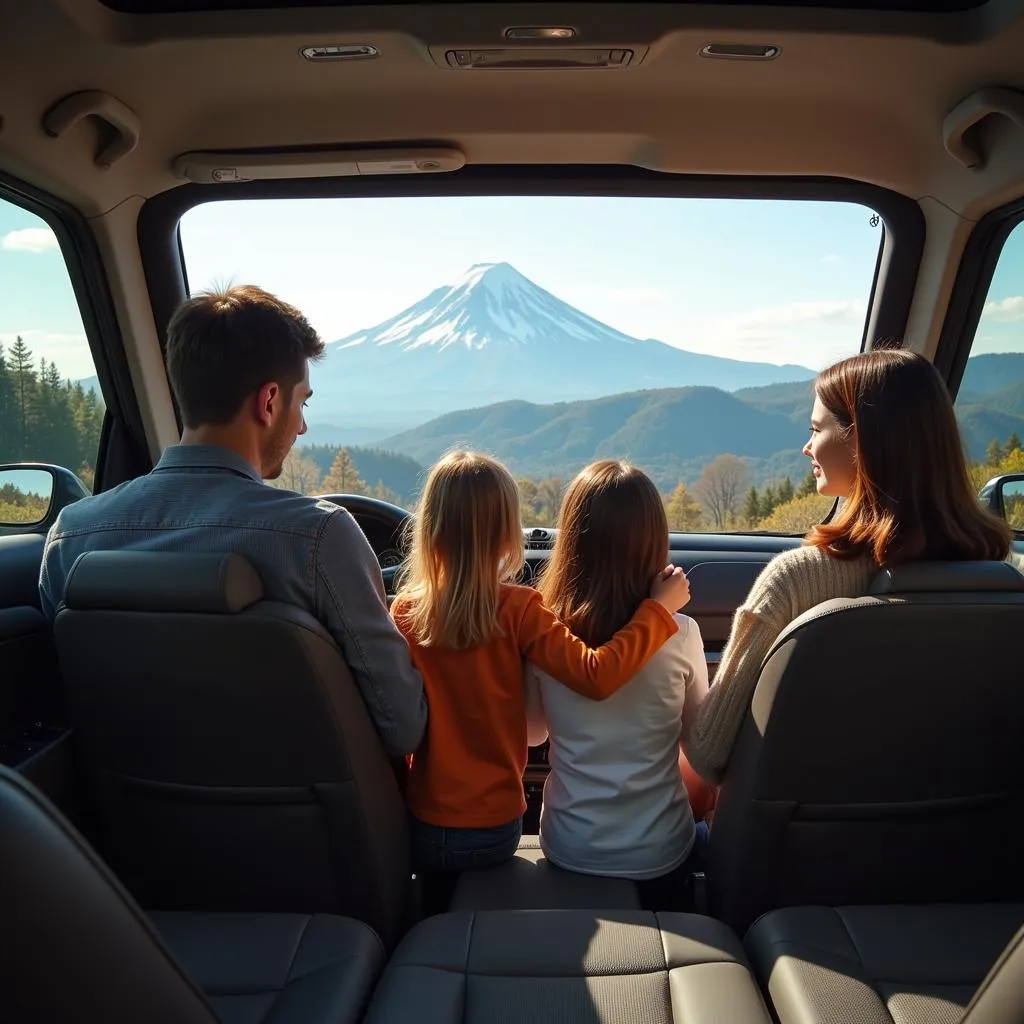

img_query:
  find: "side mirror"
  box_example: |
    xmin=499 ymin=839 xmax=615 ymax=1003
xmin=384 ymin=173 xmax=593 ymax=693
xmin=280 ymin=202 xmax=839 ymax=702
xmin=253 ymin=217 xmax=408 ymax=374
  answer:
xmin=979 ymin=472 xmax=1024 ymax=533
xmin=0 ymin=464 xmax=90 ymax=536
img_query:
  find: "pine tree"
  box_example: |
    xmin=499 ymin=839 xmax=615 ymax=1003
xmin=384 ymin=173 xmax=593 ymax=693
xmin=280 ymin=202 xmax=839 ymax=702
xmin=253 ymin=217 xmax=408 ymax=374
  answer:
xmin=797 ymin=470 xmax=818 ymax=497
xmin=7 ymin=335 xmax=37 ymax=460
xmin=742 ymin=485 xmax=761 ymax=528
xmin=777 ymin=477 xmax=795 ymax=503
xmin=0 ymin=344 xmax=18 ymax=462
xmin=1007 ymin=432 xmax=1022 ymax=454
xmin=665 ymin=482 xmax=704 ymax=531
xmin=322 ymin=447 xmax=368 ymax=494
xmin=759 ymin=484 xmax=777 ymax=520
xmin=986 ymin=439 xmax=1004 ymax=466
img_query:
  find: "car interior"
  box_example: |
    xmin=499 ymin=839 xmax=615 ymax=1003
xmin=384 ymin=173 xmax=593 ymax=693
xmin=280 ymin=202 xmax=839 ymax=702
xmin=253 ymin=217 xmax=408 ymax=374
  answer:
xmin=2 ymin=1 xmax=1024 ymax=1022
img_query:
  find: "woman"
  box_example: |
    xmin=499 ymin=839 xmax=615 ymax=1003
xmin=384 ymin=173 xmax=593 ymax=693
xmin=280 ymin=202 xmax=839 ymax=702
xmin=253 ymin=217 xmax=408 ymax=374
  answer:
xmin=686 ymin=348 xmax=1018 ymax=785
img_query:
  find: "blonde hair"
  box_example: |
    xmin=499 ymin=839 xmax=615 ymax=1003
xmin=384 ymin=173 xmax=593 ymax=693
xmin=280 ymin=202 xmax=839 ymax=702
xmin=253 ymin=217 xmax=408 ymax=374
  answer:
xmin=540 ymin=461 xmax=668 ymax=646
xmin=396 ymin=451 xmax=525 ymax=649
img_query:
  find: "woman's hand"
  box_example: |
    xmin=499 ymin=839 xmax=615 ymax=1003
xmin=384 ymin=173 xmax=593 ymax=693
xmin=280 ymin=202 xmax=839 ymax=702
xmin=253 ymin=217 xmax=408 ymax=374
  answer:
xmin=650 ymin=564 xmax=690 ymax=612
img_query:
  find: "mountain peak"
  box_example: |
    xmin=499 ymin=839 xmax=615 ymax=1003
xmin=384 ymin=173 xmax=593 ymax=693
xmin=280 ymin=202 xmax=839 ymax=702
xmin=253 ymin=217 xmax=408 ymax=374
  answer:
xmin=331 ymin=261 xmax=639 ymax=354
xmin=455 ymin=260 xmax=534 ymax=293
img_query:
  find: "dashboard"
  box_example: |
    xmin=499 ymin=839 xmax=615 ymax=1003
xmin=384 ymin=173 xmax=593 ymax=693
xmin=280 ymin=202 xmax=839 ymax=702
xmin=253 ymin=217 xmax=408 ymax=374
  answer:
xmin=343 ymin=505 xmax=803 ymax=654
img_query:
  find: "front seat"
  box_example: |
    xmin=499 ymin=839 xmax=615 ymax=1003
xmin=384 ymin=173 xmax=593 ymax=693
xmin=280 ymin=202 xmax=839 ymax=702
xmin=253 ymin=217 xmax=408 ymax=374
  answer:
xmin=0 ymin=762 xmax=385 ymax=1024
xmin=709 ymin=560 xmax=1024 ymax=936
xmin=52 ymin=551 xmax=410 ymax=948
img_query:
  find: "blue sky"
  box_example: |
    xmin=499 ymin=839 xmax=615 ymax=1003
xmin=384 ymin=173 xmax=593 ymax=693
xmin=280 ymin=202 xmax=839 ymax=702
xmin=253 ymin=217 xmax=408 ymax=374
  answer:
xmin=2 ymin=194 xmax=1022 ymax=382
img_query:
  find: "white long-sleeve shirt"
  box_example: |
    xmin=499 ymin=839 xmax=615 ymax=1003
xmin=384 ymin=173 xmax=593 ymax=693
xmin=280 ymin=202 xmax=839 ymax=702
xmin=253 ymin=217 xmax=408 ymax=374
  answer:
xmin=526 ymin=613 xmax=709 ymax=880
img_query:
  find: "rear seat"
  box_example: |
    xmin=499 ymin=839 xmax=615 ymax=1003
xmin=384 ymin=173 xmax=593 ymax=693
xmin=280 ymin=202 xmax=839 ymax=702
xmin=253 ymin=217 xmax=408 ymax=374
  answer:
xmin=364 ymin=908 xmax=773 ymax=1023
xmin=450 ymin=834 xmax=642 ymax=910
xmin=0 ymin=762 xmax=384 ymax=1024
xmin=745 ymin=903 xmax=1024 ymax=1024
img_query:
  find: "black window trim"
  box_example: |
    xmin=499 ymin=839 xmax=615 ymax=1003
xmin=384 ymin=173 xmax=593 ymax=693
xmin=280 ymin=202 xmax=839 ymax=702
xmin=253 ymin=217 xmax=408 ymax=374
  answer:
xmin=139 ymin=166 xmax=924 ymax=399
xmin=933 ymin=194 xmax=1024 ymax=398
xmin=0 ymin=172 xmax=151 ymax=489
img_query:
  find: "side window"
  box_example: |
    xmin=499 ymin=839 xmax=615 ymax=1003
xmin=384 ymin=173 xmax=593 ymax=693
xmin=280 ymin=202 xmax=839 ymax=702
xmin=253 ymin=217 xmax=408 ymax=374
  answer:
xmin=956 ymin=219 xmax=1024 ymax=507
xmin=0 ymin=196 xmax=105 ymax=492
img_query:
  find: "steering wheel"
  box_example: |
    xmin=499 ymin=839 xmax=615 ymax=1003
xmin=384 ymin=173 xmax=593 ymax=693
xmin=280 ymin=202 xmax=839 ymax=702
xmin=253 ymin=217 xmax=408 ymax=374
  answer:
xmin=316 ymin=493 xmax=411 ymax=591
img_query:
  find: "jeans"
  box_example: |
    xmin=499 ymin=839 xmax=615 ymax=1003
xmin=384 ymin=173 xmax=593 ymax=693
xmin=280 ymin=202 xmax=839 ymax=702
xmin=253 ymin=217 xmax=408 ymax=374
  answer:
xmin=409 ymin=814 xmax=523 ymax=873
xmin=636 ymin=820 xmax=711 ymax=913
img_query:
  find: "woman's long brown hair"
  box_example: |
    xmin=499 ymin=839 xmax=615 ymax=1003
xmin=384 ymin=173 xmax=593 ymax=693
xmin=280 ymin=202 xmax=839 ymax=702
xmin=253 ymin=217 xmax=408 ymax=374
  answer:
xmin=807 ymin=349 xmax=1010 ymax=565
xmin=540 ymin=460 xmax=668 ymax=646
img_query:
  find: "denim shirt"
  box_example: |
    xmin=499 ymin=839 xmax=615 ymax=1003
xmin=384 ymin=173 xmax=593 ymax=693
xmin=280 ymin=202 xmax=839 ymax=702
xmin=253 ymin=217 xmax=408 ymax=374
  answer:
xmin=39 ymin=444 xmax=427 ymax=756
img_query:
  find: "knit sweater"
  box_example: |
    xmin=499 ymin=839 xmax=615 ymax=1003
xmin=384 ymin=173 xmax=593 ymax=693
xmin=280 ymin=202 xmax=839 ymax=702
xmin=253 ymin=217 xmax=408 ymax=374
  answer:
xmin=685 ymin=544 xmax=876 ymax=784
xmin=687 ymin=544 xmax=1024 ymax=785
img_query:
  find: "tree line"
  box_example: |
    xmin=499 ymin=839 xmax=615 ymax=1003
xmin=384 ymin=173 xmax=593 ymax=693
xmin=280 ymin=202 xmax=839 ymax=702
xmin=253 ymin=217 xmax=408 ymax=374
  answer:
xmin=277 ymin=446 xmax=835 ymax=535
xmin=0 ymin=337 xmax=104 ymax=490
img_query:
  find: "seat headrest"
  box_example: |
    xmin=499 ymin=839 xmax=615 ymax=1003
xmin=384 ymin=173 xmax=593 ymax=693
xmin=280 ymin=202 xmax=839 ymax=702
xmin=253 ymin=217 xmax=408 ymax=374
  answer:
xmin=64 ymin=552 xmax=264 ymax=613
xmin=869 ymin=560 xmax=1024 ymax=595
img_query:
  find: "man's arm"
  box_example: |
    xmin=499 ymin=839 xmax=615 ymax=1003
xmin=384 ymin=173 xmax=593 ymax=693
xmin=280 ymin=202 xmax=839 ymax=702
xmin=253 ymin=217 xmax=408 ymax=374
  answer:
xmin=314 ymin=508 xmax=427 ymax=757
xmin=38 ymin=519 xmax=68 ymax=621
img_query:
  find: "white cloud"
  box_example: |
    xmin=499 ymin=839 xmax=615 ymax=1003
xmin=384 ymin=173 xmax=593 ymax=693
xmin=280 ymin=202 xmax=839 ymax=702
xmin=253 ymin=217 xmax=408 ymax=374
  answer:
xmin=2 ymin=227 xmax=59 ymax=253
xmin=662 ymin=299 xmax=865 ymax=370
xmin=982 ymin=296 xmax=1024 ymax=323
xmin=725 ymin=299 xmax=863 ymax=335
xmin=607 ymin=285 xmax=671 ymax=303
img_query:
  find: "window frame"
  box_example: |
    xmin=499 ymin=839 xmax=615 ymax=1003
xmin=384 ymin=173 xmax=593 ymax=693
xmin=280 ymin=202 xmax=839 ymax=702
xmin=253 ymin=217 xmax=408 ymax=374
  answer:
xmin=934 ymin=195 xmax=1024 ymax=398
xmin=0 ymin=172 xmax=150 ymax=490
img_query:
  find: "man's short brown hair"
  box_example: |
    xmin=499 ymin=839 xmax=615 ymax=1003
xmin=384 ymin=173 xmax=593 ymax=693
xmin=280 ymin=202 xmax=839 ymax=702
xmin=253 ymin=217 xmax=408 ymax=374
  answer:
xmin=166 ymin=285 xmax=325 ymax=428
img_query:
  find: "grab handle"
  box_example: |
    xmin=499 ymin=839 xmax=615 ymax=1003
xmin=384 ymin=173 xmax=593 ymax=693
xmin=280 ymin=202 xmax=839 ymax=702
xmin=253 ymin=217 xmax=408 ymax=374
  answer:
xmin=942 ymin=87 xmax=1024 ymax=170
xmin=42 ymin=90 xmax=140 ymax=170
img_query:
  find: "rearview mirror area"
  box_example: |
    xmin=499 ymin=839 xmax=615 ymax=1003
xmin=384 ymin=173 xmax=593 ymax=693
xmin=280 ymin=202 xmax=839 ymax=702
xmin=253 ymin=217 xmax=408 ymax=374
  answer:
xmin=0 ymin=467 xmax=55 ymax=526
xmin=1002 ymin=479 xmax=1024 ymax=531
xmin=980 ymin=472 xmax=1024 ymax=532
xmin=0 ymin=463 xmax=90 ymax=535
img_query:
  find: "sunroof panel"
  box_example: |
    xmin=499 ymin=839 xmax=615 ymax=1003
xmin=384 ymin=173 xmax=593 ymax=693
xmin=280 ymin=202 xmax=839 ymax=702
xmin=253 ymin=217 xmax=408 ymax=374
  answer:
xmin=100 ymin=0 xmax=990 ymax=14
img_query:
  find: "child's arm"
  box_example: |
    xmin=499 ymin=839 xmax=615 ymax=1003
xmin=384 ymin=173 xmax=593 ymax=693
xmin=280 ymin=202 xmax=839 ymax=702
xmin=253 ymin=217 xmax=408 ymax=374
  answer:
xmin=524 ymin=664 xmax=549 ymax=746
xmin=678 ymin=617 xmax=710 ymax=746
xmin=517 ymin=570 xmax=687 ymax=700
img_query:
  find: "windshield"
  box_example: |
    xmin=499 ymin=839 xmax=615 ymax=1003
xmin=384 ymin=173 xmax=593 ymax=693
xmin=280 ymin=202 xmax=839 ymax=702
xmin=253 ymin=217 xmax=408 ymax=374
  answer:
xmin=179 ymin=195 xmax=884 ymax=532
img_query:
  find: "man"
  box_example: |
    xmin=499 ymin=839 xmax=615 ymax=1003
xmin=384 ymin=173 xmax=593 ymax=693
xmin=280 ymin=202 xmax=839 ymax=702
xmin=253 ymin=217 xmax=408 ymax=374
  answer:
xmin=39 ymin=285 xmax=426 ymax=756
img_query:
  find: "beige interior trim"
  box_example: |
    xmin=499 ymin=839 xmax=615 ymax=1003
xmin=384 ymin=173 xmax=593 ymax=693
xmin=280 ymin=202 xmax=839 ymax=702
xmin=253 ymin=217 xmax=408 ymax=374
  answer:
xmin=87 ymin=199 xmax=179 ymax=459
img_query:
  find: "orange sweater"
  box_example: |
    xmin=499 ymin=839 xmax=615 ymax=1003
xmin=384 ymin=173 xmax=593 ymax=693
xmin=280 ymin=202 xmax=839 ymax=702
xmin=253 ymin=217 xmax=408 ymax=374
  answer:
xmin=392 ymin=584 xmax=678 ymax=828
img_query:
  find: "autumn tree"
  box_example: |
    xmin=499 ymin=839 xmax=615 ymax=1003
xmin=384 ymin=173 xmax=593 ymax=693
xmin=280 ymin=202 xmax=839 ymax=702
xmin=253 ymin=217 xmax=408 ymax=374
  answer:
xmin=271 ymin=450 xmax=323 ymax=494
xmin=536 ymin=477 xmax=565 ymax=524
xmin=371 ymin=479 xmax=401 ymax=504
xmin=694 ymin=454 xmax=750 ymax=529
xmin=758 ymin=493 xmax=835 ymax=534
xmin=516 ymin=477 xmax=542 ymax=525
xmin=322 ymin=447 xmax=368 ymax=494
xmin=665 ymin=482 xmax=704 ymax=531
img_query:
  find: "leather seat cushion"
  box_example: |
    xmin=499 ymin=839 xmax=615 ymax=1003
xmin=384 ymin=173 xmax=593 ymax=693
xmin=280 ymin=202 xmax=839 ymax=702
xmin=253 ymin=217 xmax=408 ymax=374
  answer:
xmin=364 ymin=909 xmax=772 ymax=1023
xmin=745 ymin=903 xmax=1024 ymax=1024
xmin=152 ymin=912 xmax=385 ymax=1024
xmin=450 ymin=836 xmax=642 ymax=911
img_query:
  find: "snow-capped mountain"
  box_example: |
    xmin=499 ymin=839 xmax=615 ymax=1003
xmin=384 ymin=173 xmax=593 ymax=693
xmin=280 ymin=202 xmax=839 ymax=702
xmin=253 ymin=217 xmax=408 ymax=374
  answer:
xmin=309 ymin=262 xmax=814 ymax=430
xmin=334 ymin=261 xmax=652 ymax=354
